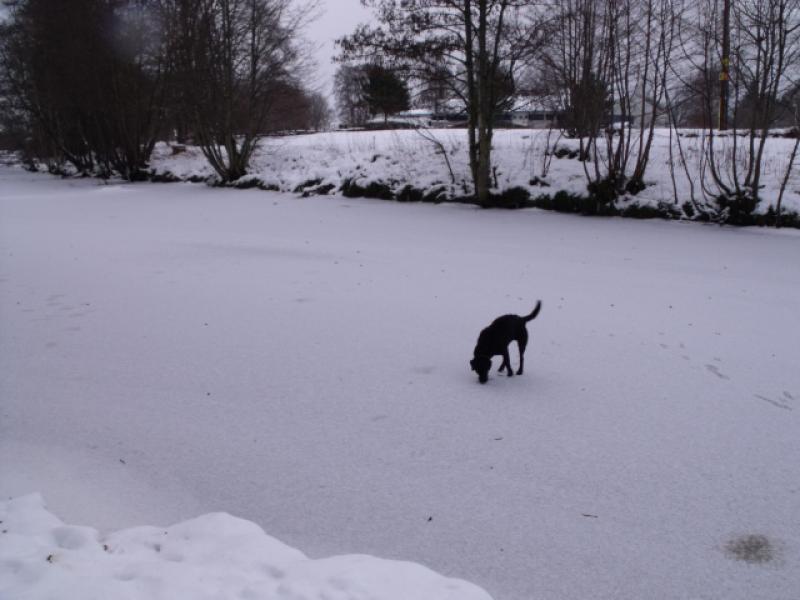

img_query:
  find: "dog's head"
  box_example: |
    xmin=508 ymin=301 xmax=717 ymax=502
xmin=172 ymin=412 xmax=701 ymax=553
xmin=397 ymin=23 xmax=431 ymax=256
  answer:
xmin=470 ymin=356 xmax=491 ymax=384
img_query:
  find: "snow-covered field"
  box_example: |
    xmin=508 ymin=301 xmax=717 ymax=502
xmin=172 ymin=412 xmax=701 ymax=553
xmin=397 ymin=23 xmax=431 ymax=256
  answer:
xmin=1 ymin=165 xmax=799 ymax=600
xmin=150 ymin=128 xmax=800 ymax=216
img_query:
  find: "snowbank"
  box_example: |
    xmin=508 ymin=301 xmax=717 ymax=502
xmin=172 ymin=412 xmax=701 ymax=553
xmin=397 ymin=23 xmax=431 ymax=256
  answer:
xmin=0 ymin=495 xmax=492 ymax=600
xmin=145 ymin=129 xmax=800 ymax=220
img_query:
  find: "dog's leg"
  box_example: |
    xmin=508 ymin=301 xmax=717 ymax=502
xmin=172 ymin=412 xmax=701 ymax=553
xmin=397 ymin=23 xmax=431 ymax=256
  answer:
xmin=502 ymin=348 xmax=514 ymax=376
xmin=498 ymin=357 xmax=507 ymax=372
xmin=517 ymin=332 xmax=528 ymax=375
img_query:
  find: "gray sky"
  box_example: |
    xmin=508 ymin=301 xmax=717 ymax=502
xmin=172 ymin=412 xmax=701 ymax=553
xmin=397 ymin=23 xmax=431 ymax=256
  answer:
xmin=305 ymin=0 xmax=375 ymax=97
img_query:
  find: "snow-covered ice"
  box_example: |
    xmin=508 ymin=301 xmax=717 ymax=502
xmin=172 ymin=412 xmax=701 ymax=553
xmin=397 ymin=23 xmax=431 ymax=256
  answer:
xmin=1 ymin=165 xmax=799 ymax=600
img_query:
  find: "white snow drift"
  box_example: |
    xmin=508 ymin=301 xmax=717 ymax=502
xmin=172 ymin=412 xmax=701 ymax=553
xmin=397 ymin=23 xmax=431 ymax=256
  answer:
xmin=0 ymin=494 xmax=490 ymax=600
xmin=148 ymin=128 xmax=800 ymax=215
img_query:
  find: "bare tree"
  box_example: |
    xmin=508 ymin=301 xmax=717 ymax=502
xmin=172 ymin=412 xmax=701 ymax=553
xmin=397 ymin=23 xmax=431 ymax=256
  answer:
xmin=263 ymin=80 xmax=312 ymax=131
xmin=0 ymin=0 xmax=167 ymax=178
xmin=416 ymin=65 xmax=455 ymax=113
xmin=731 ymin=0 xmax=800 ymax=206
xmin=538 ymin=0 xmax=605 ymax=142
xmin=338 ymin=0 xmax=548 ymax=206
xmin=307 ymin=92 xmax=332 ymax=131
xmin=685 ymin=0 xmax=800 ymax=220
xmin=334 ymin=64 xmax=369 ymax=127
xmin=539 ymin=0 xmax=681 ymax=201
xmin=163 ymin=0 xmax=316 ymax=181
xmin=776 ymin=91 xmax=800 ymax=225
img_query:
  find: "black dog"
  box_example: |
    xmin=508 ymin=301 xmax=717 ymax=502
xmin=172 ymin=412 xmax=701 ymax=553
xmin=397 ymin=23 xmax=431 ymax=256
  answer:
xmin=470 ymin=301 xmax=542 ymax=384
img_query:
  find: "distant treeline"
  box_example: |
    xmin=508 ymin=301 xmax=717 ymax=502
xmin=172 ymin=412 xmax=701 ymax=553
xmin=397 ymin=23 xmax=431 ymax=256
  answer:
xmin=0 ymin=0 xmax=331 ymax=181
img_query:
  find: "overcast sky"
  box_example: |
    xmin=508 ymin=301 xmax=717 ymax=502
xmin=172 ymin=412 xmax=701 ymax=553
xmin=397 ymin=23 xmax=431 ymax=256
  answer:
xmin=305 ymin=0 xmax=375 ymax=97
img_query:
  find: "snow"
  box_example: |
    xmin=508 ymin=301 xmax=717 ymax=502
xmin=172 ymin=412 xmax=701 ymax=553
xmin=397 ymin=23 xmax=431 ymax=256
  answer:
xmin=1 ymin=164 xmax=799 ymax=600
xmin=0 ymin=494 xmax=489 ymax=600
xmin=148 ymin=128 xmax=800 ymax=215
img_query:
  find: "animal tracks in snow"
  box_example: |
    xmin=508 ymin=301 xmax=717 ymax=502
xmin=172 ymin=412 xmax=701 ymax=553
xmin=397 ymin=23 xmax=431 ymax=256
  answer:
xmin=752 ymin=394 xmax=793 ymax=411
xmin=704 ymin=364 xmax=731 ymax=380
xmin=655 ymin=339 xmax=795 ymax=411
xmin=12 ymin=290 xmax=95 ymax=338
xmin=655 ymin=338 xmax=733 ymax=382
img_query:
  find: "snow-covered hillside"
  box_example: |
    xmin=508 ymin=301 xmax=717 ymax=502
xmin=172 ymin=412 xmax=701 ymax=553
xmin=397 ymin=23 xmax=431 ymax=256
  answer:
xmin=1 ymin=165 xmax=799 ymax=600
xmin=147 ymin=128 xmax=800 ymax=217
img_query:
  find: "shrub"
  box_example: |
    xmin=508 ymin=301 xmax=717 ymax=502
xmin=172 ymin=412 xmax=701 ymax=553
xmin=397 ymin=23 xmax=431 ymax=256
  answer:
xmin=148 ymin=170 xmax=180 ymax=183
xmin=487 ymin=187 xmax=532 ymax=209
xmin=621 ymin=202 xmax=679 ymax=220
xmin=340 ymin=178 xmax=394 ymax=200
xmin=233 ymin=177 xmax=262 ymax=189
xmin=315 ymin=183 xmax=336 ymax=195
xmin=397 ymin=185 xmax=424 ymax=202
xmin=529 ymin=176 xmax=550 ymax=187
xmin=293 ymin=178 xmax=323 ymax=193
xmin=422 ymin=186 xmax=448 ymax=203
xmin=716 ymin=191 xmax=758 ymax=225
xmin=587 ymin=177 xmax=620 ymax=205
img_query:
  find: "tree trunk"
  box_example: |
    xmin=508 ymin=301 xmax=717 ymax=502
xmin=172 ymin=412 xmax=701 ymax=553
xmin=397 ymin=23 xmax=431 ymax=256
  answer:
xmin=463 ymin=0 xmax=479 ymax=196
xmin=476 ymin=126 xmax=492 ymax=206
xmin=475 ymin=0 xmax=491 ymax=206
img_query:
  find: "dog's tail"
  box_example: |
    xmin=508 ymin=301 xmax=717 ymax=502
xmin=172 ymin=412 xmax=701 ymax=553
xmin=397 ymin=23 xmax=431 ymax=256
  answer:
xmin=523 ymin=300 xmax=542 ymax=322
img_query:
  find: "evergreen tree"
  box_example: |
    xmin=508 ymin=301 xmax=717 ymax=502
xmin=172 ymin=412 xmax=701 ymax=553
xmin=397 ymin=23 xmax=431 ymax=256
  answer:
xmin=362 ymin=65 xmax=410 ymax=123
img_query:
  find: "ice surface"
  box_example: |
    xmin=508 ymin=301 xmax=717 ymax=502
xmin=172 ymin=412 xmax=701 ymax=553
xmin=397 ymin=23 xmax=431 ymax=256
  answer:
xmin=1 ymin=166 xmax=799 ymax=600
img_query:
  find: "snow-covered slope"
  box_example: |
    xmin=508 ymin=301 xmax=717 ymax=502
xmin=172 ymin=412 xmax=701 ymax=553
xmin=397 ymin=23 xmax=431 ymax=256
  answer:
xmin=147 ymin=128 xmax=800 ymax=215
xmin=1 ymin=166 xmax=799 ymax=600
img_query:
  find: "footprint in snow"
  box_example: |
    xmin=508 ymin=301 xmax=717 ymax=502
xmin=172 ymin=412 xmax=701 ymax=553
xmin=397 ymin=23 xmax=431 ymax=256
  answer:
xmin=412 ymin=366 xmax=435 ymax=375
xmin=753 ymin=394 xmax=792 ymax=411
xmin=704 ymin=364 xmax=730 ymax=380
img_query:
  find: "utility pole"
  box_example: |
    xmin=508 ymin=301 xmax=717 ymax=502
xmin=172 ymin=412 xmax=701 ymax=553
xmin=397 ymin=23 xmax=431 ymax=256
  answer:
xmin=719 ymin=0 xmax=731 ymax=130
